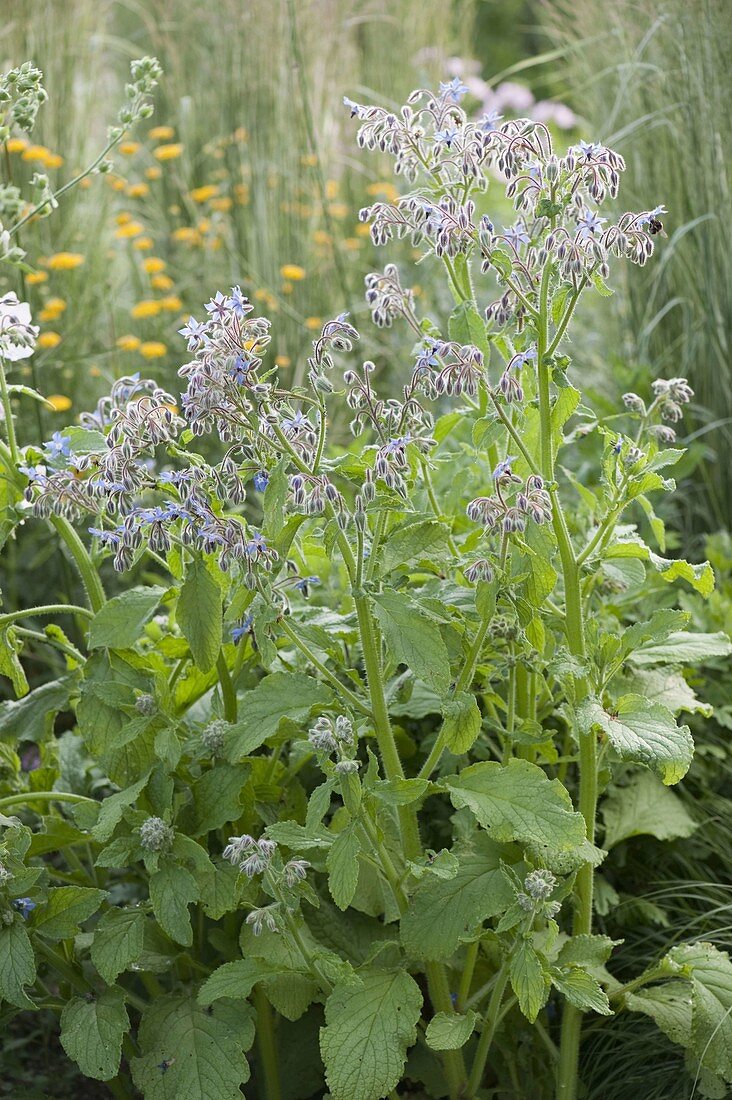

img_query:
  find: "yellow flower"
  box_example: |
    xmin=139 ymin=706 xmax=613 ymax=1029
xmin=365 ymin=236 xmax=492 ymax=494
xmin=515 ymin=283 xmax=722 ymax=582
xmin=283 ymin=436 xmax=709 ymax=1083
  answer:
xmin=5 ymin=138 xmax=27 ymax=154
xmin=210 ymin=196 xmax=232 ymax=212
xmin=47 ymin=252 xmax=84 ymax=270
xmin=127 ymin=182 xmax=149 ymax=198
xmin=43 ymin=153 xmax=64 ymax=169
xmin=46 ymin=394 xmax=72 ymax=412
xmin=22 ymin=144 xmax=51 ymax=163
xmin=197 ymin=218 xmax=211 ymax=235
xmin=160 ymin=295 xmax=182 ymax=312
xmin=280 ymin=264 xmax=306 ymax=282
xmin=343 ymin=237 xmax=362 ymax=251
xmin=281 ymin=281 xmax=293 ymax=295
xmin=304 ymin=316 xmax=322 ymax=331
xmin=355 ymin=223 xmax=372 ymax=238
xmin=145 ymin=165 xmax=163 ymax=180
xmin=153 ymin=143 xmax=183 ymax=161
xmin=26 ymin=271 xmax=48 ymax=285
xmin=325 ymin=179 xmax=339 ymax=200
xmin=275 ymin=355 xmax=291 ymax=368
xmin=79 ymin=177 xmax=92 ymax=190
xmin=149 ymin=125 xmax=175 ymax=141
xmin=116 ymin=212 xmax=133 ymax=225
xmin=130 ymin=299 xmax=161 ymax=319
xmin=329 ymin=203 xmax=348 ymax=219
xmin=190 ymin=184 xmax=219 ymax=203
xmin=151 ymin=273 xmax=174 ymax=291
xmin=366 ymin=181 xmax=399 ymax=203
xmin=312 ymin=229 xmax=332 ymax=246
xmin=143 ymin=257 xmax=166 ymax=274
xmin=233 ymin=126 xmax=248 ymax=143
xmin=133 ymin=237 xmax=153 ymax=251
xmin=46 ymin=297 xmax=67 ymax=313
xmin=89 ymin=365 xmax=102 ymax=377
xmin=116 ymin=334 xmax=141 ymax=351
xmin=114 ymin=221 xmax=144 ymax=239
xmin=38 ymin=331 xmax=62 ymax=348
xmin=107 ymin=176 xmax=127 ymax=192
xmin=234 ymin=184 xmax=250 ymax=205
xmin=119 ymin=140 xmax=140 ymax=155
xmin=139 ymin=341 xmax=167 ymax=359
xmin=172 ymin=226 xmax=199 ymax=244
xmin=300 ymin=153 xmax=318 ymax=168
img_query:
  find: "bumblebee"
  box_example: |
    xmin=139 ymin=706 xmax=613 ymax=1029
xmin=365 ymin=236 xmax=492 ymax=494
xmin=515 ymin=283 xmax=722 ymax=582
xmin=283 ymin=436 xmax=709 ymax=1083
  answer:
xmin=648 ymin=217 xmax=666 ymax=236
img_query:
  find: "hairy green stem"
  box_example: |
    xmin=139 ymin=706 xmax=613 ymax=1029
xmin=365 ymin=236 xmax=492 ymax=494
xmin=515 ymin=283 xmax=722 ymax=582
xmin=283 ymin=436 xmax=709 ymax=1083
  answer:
xmin=50 ymin=516 xmax=106 ymax=613
xmin=253 ymin=985 xmax=281 ymax=1100
xmin=467 ymin=961 xmax=510 ymax=1095
xmin=0 ymin=357 xmax=20 ymax=464
xmin=0 ymin=790 xmax=97 ymax=812
xmin=0 ymin=603 xmax=94 ymax=627
xmin=276 ymin=613 xmax=370 ymax=716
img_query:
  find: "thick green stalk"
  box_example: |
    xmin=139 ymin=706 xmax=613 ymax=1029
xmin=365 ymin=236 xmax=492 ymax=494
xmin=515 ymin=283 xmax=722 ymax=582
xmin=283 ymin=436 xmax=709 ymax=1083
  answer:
xmin=536 ymin=267 xmax=596 ymax=1100
xmin=50 ymin=516 xmax=106 ymax=613
xmin=424 ymin=960 xmax=468 ymax=1098
xmin=0 ymin=603 xmax=94 ymax=627
xmin=352 ymin=594 xmax=421 ymax=860
xmin=0 ymin=357 xmax=20 ymax=464
xmin=0 ymin=791 xmax=96 ymax=812
xmin=466 ymin=962 xmax=510 ymax=1095
xmin=253 ymin=985 xmax=281 ymax=1100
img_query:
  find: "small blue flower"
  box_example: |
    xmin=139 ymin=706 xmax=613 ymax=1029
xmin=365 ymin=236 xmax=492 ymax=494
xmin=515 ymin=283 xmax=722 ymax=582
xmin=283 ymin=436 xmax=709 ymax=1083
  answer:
xmin=230 ymin=353 xmax=252 ymax=384
xmin=253 ymin=470 xmax=269 ymax=492
xmin=88 ymin=526 xmax=121 ymax=547
xmin=502 ymin=222 xmax=531 ymax=250
xmin=231 ymin=614 xmax=254 ymax=644
xmin=512 ymin=347 xmax=538 ymax=369
xmin=178 ymin=316 xmax=209 ymax=351
xmin=435 ymin=125 xmax=460 ymax=148
xmin=577 ymin=210 xmax=607 ymax=238
xmin=414 ymin=338 xmax=443 ymax=372
xmin=294 ymin=575 xmax=320 ymax=596
xmin=229 ymin=285 xmax=251 ymax=319
xmin=45 ymin=432 xmax=71 ymax=460
xmin=578 ymin=140 xmax=603 ymax=162
xmin=343 ymin=96 xmax=361 ymax=118
xmin=493 ymin=456 xmax=517 ymax=480
xmin=12 ymin=897 xmax=36 ymax=920
xmin=205 ymin=291 xmax=231 ymax=322
xmin=479 ymin=109 xmax=504 ymax=132
xmin=439 ymin=77 xmax=469 ymax=103
xmin=244 ymin=532 xmax=268 ymax=558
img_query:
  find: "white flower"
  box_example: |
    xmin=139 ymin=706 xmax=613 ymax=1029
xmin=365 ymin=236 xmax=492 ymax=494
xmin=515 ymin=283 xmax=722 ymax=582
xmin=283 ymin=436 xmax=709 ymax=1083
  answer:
xmin=0 ymin=293 xmax=38 ymax=362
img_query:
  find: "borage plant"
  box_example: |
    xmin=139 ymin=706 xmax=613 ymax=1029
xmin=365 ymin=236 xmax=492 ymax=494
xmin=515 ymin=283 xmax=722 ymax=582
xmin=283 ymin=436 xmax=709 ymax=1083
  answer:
xmin=1 ymin=77 xmax=732 ymax=1100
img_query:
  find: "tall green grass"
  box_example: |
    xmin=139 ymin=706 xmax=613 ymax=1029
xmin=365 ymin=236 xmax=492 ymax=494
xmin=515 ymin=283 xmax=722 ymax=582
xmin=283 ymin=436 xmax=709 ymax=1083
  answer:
xmin=542 ymin=0 xmax=732 ymax=532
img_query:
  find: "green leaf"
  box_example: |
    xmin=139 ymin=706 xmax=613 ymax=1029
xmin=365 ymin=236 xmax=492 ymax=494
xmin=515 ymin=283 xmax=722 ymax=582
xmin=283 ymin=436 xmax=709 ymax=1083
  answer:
xmin=667 ymin=942 xmax=732 ymax=1081
xmin=149 ymin=862 xmax=199 ymax=945
xmin=425 ymin=1009 xmax=477 ymax=1050
xmin=601 ymin=771 xmax=697 ymax=849
xmin=92 ymin=773 xmax=150 ymax=842
xmin=32 ymin=886 xmax=107 ymax=942
xmin=90 ymin=907 xmax=146 ymax=983
xmin=551 ymin=967 xmax=612 ymax=1015
xmin=400 ymin=837 xmax=515 ymax=960
xmin=88 ymin=586 xmax=166 ymax=649
xmin=131 ymin=994 xmax=254 ymax=1099
xmin=556 ymin=934 xmax=621 ymax=986
xmin=177 ymin=558 xmax=222 ymax=672
xmin=198 ymin=959 xmax=276 ymax=1006
xmin=441 ymin=692 xmax=482 ymax=755
xmin=320 ymin=968 xmax=422 ymax=1100
xmin=448 ymin=300 xmax=490 ymax=359
xmin=606 ymin=539 xmax=715 ymax=597
xmin=628 ymin=631 xmax=732 ymax=667
xmin=262 ymin=455 xmax=290 ymax=542
xmin=0 ymin=676 xmax=73 ymax=742
xmin=0 ymin=920 xmax=36 ymax=1007
xmin=510 ymin=937 xmax=549 ymax=1022
xmin=182 ymin=763 xmax=250 ymax=835
xmin=578 ymin=695 xmax=693 ymax=785
xmin=60 ymin=988 xmax=129 ymax=1081
xmin=621 ymin=667 xmax=712 ymax=717
xmin=372 ymin=591 xmax=451 ymax=696
xmin=326 ymin=822 xmax=362 ymax=911
xmin=224 ymin=673 xmax=333 ymax=761
xmin=379 ymin=520 xmax=450 ymax=574
xmin=445 ymin=758 xmax=587 ymax=867
xmin=625 ymin=983 xmax=692 ymax=1047
xmin=0 ymin=625 xmax=29 ymax=697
